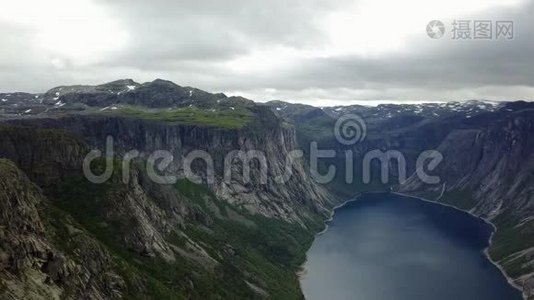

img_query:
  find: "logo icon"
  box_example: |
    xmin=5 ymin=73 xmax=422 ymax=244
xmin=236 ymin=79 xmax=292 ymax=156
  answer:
xmin=427 ymin=20 xmax=445 ymax=39
xmin=334 ymin=114 xmax=367 ymax=145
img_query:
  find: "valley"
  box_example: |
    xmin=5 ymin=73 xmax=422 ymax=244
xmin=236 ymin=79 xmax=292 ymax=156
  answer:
xmin=1 ymin=79 xmax=533 ymax=299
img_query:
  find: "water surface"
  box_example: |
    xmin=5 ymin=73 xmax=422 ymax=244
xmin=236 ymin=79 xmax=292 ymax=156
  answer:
xmin=301 ymin=193 xmax=522 ymax=300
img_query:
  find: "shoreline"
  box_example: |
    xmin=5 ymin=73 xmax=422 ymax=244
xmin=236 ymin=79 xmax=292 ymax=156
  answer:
xmin=316 ymin=194 xmax=362 ymax=235
xmin=392 ymin=192 xmax=526 ymax=300
xmin=297 ymin=194 xmax=362 ymax=279
xmin=298 ymin=191 xmax=526 ymax=300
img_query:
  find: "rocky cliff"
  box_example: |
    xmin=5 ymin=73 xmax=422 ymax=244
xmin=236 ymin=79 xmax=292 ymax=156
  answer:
xmin=0 ymin=83 xmax=335 ymax=299
xmin=398 ymin=108 xmax=534 ymax=299
xmin=6 ymin=106 xmax=332 ymax=225
xmin=269 ymin=99 xmax=534 ymax=299
xmin=0 ymin=154 xmax=125 ymax=299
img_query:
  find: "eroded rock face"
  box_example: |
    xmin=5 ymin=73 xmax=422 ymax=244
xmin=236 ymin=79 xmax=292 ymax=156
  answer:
xmin=0 ymin=159 xmax=47 ymax=273
xmin=0 ymin=129 xmax=227 ymax=298
xmin=0 ymin=125 xmax=87 ymax=187
xmin=8 ymin=107 xmax=333 ymax=225
xmin=0 ymin=159 xmax=125 ymax=300
xmin=1 ymin=78 xmax=334 ymax=224
xmin=0 ymin=101 xmax=333 ymax=299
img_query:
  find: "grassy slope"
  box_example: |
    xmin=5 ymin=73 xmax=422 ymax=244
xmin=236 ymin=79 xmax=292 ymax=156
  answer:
xmin=102 ymin=106 xmax=252 ymax=129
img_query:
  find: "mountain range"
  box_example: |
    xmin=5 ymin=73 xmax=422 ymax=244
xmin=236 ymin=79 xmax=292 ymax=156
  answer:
xmin=0 ymin=79 xmax=533 ymax=299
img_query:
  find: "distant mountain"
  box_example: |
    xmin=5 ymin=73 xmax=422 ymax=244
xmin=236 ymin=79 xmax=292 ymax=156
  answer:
xmin=0 ymin=79 xmax=256 ymax=119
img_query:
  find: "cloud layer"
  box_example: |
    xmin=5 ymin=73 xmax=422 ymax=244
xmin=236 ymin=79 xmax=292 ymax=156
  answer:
xmin=1 ymin=0 xmax=533 ymax=105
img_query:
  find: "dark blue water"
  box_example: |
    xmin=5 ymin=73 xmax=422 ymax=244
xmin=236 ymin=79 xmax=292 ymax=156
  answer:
xmin=301 ymin=193 xmax=523 ymax=300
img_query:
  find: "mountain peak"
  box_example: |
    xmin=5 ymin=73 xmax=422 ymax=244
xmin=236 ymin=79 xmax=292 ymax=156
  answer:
xmin=147 ymin=78 xmax=180 ymax=88
xmin=102 ymin=79 xmax=138 ymax=86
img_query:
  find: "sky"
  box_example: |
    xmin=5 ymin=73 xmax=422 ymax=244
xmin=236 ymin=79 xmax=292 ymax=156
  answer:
xmin=0 ymin=0 xmax=533 ymax=105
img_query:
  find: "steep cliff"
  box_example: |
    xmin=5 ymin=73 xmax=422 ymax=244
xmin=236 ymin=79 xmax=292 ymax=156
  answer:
xmin=0 ymin=100 xmax=333 ymax=299
xmin=398 ymin=109 xmax=534 ymax=298
xmin=0 ymin=158 xmax=126 ymax=299
xmin=7 ymin=105 xmax=333 ymax=225
xmin=269 ymin=99 xmax=534 ymax=298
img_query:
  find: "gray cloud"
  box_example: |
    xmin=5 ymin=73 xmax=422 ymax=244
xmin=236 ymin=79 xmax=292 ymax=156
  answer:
xmin=0 ymin=0 xmax=533 ymax=104
xmin=97 ymin=0 xmax=345 ymax=65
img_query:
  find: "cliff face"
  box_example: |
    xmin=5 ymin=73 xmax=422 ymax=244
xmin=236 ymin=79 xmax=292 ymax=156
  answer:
xmin=4 ymin=78 xmax=532 ymax=299
xmin=269 ymin=100 xmax=534 ymax=298
xmin=0 ymin=158 xmax=126 ymax=299
xmin=7 ymin=106 xmax=332 ymax=224
xmin=398 ymin=109 xmax=534 ymax=298
xmin=0 ymin=125 xmax=86 ymax=186
xmin=0 ymin=99 xmax=332 ymax=299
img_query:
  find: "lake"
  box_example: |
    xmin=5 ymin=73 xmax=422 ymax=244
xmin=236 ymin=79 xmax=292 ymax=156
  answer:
xmin=300 ymin=193 xmax=523 ymax=300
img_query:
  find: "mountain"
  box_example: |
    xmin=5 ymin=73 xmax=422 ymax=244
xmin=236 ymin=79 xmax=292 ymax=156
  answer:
xmin=1 ymin=79 xmax=533 ymax=299
xmin=397 ymin=108 xmax=534 ymax=298
xmin=267 ymin=99 xmax=534 ymax=299
xmin=0 ymin=79 xmax=251 ymax=118
xmin=0 ymin=80 xmax=334 ymax=299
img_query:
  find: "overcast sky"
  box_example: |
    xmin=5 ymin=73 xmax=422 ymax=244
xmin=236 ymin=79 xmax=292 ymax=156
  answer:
xmin=1 ymin=0 xmax=533 ymax=105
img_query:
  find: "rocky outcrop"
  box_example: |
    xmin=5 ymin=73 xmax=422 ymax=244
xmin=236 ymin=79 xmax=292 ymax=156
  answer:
xmin=0 ymin=159 xmax=125 ymax=300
